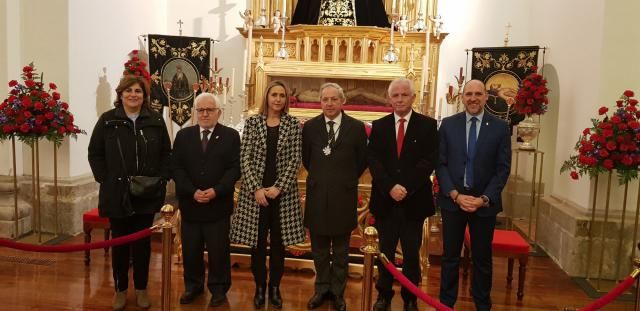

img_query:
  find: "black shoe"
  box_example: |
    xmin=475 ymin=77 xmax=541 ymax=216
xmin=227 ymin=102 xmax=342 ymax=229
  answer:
xmin=307 ymin=292 xmax=325 ymax=309
xmin=333 ymin=296 xmax=347 ymax=311
xmin=269 ymin=286 xmax=283 ymax=309
xmin=253 ymin=285 xmax=266 ymax=309
xmin=209 ymin=294 xmax=227 ymax=307
xmin=373 ymin=296 xmax=391 ymax=311
xmin=404 ymin=300 xmax=418 ymax=311
xmin=179 ymin=289 xmax=203 ymax=304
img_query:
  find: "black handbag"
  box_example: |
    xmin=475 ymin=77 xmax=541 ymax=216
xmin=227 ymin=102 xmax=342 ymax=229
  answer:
xmin=129 ymin=175 xmax=165 ymax=198
xmin=117 ymin=136 xmax=165 ymax=200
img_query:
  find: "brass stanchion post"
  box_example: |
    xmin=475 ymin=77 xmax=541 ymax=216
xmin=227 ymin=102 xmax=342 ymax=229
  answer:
xmin=160 ymin=204 xmax=175 ymax=311
xmin=360 ymin=226 xmax=378 ymax=311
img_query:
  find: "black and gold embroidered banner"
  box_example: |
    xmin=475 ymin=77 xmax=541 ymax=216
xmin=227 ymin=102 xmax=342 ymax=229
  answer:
xmin=147 ymin=34 xmax=210 ymax=126
xmin=318 ymin=0 xmax=356 ymax=26
xmin=471 ymin=46 xmax=539 ymax=127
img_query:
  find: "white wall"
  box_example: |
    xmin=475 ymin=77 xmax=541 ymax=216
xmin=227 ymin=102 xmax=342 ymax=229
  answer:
xmin=0 ymin=0 xmax=24 ymax=176
xmin=0 ymin=0 xmax=9 ymax=176
xmin=436 ymin=0 xmax=532 ymax=118
xmin=436 ymin=0 xmax=612 ymax=209
xmin=67 ymin=0 xmax=168 ymax=177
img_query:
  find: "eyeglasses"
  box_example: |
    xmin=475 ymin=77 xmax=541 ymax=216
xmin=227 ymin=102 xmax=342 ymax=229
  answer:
xmin=196 ymin=108 xmax=219 ymax=114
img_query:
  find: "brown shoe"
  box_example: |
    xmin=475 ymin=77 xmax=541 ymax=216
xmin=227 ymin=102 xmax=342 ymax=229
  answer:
xmin=112 ymin=290 xmax=127 ymax=311
xmin=135 ymin=289 xmax=151 ymax=309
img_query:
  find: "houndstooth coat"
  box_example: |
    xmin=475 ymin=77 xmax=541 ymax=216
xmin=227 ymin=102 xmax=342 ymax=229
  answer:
xmin=230 ymin=113 xmax=306 ymax=247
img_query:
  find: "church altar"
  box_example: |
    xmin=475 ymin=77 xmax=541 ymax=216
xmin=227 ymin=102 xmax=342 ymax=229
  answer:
xmin=240 ymin=24 xmax=446 ymax=121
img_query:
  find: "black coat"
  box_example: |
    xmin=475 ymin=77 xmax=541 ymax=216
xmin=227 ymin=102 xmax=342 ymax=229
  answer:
xmin=302 ymin=113 xmax=368 ymax=236
xmin=170 ymin=124 xmax=241 ymax=223
xmin=367 ymin=111 xmax=438 ymax=220
xmin=88 ymin=106 xmax=171 ymax=218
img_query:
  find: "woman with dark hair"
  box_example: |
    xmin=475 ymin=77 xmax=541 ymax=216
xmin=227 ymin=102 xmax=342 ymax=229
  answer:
xmin=88 ymin=75 xmax=171 ymax=310
xmin=230 ymin=80 xmax=305 ymax=310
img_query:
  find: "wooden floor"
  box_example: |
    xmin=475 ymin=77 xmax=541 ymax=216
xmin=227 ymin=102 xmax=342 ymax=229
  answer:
xmin=0 ymin=231 xmax=635 ymax=311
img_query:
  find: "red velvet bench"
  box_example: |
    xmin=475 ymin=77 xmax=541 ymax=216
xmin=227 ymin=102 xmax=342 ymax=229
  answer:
xmin=462 ymin=228 xmax=529 ymax=300
xmin=82 ymin=208 xmax=110 ymax=265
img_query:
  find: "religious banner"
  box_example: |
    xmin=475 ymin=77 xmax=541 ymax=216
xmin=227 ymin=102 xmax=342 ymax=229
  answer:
xmin=147 ymin=34 xmax=210 ymax=126
xmin=470 ymin=46 xmax=540 ymax=127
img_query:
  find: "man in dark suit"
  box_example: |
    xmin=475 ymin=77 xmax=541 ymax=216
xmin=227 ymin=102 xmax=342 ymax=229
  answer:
xmin=302 ymin=82 xmax=368 ymax=311
xmin=368 ymin=78 xmax=438 ymax=311
xmin=437 ymin=80 xmax=511 ymax=310
xmin=171 ymin=93 xmax=241 ymax=307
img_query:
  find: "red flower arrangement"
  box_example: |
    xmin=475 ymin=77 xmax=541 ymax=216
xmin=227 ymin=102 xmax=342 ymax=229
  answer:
xmin=123 ymin=50 xmax=150 ymax=83
xmin=513 ymin=66 xmax=550 ymax=116
xmin=561 ymin=90 xmax=640 ymax=183
xmin=0 ymin=63 xmax=84 ymax=145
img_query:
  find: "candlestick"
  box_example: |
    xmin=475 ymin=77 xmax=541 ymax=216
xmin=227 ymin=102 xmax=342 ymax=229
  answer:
xmin=231 ymin=68 xmax=235 ymax=97
xmin=282 ymin=0 xmax=287 ymax=18
xmin=215 ymin=58 xmax=218 ymax=71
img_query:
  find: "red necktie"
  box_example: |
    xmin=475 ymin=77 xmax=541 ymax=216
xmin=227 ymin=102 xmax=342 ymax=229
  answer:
xmin=396 ymin=118 xmax=406 ymax=158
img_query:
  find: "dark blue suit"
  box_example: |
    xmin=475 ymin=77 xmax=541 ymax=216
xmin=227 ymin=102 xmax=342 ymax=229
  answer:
xmin=436 ymin=111 xmax=511 ymax=310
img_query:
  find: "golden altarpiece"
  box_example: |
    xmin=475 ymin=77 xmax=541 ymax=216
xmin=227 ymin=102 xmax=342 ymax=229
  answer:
xmin=178 ymin=0 xmax=447 ymax=278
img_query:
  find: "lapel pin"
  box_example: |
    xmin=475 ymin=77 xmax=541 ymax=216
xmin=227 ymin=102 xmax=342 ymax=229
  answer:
xmin=215 ymin=135 xmax=219 ymax=139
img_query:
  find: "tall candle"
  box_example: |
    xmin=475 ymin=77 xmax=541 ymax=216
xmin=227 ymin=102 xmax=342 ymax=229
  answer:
xmin=231 ymin=68 xmax=235 ymax=97
xmin=222 ymin=88 xmax=227 ymax=123
xmin=215 ymin=57 xmax=218 ymax=71
xmin=392 ymin=0 xmax=397 ymax=14
xmin=282 ymin=0 xmax=287 ymax=17
xmin=438 ymin=98 xmax=443 ymax=118
xmin=225 ymin=77 xmax=229 ymax=87
xmin=459 ymin=67 xmax=463 ymax=80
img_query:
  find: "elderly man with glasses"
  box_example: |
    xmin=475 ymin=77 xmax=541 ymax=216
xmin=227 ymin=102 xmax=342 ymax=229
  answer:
xmin=171 ymin=93 xmax=241 ymax=308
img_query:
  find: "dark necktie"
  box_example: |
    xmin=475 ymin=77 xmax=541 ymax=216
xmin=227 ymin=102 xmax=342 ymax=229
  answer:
xmin=202 ymin=129 xmax=211 ymax=152
xmin=466 ymin=117 xmax=478 ymax=188
xmin=396 ymin=118 xmax=406 ymax=158
xmin=327 ymin=121 xmax=336 ymax=146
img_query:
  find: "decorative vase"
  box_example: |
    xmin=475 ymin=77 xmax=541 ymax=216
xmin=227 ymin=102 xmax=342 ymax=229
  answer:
xmin=517 ymin=115 xmax=540 ymax=150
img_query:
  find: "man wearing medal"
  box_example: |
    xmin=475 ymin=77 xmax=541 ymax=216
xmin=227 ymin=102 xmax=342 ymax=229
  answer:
xmin=302 ymin=82 xmax=368 ymax=311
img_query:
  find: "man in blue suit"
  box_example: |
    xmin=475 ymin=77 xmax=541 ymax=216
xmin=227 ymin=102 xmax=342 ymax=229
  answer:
xmin=437 ymin=79 xmax=511 ymax=310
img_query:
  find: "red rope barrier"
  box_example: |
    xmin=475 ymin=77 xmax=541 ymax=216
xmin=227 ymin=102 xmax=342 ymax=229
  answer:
xmin=381 ymin=258 xmax=452 ymax=311
xmin=578 ymin=276 xmax=636 ymax=311
xmin=0 ymin=228 xmax=154 ymax=253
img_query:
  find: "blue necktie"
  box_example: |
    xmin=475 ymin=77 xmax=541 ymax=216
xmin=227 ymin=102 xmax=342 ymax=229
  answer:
xmin=466 ymin=117 xmax=478 ymax=188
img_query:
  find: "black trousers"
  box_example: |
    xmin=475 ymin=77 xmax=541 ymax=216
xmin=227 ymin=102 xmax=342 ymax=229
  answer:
xmin=374 ymin=207 xmax=424 ymax=303
xmin=251 ymin=198 xmax=285 ymax=287
xmin=181 ymin=218 xmax=231 ymax=297
xmin=109 ymin=213 xmax=155 ymax=292
xmin=309 ymin=232 xmax=351 ymax=298
xmin=439 ymin=208 xmax=496 ymax=311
